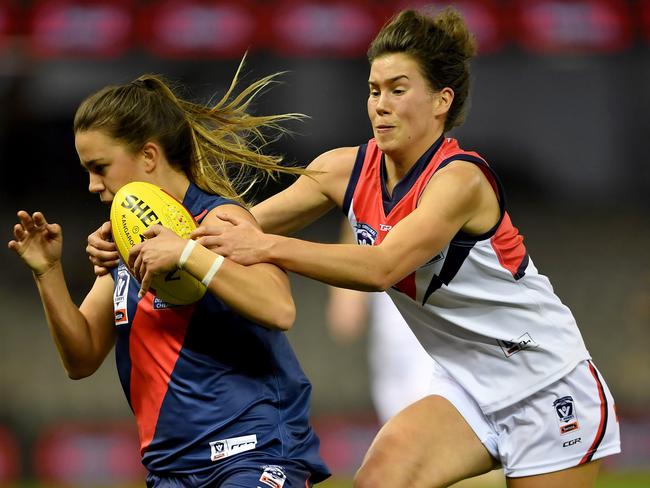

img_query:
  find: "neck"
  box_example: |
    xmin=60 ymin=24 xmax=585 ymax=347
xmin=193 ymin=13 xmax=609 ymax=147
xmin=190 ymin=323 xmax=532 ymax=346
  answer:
xmin=151 ymin=168 xmax=191 ymax=202
xmin=384 ymin=131 xmax=443 ymax=182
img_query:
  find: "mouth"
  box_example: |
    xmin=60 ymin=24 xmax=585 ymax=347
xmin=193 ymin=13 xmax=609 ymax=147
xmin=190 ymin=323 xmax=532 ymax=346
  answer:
xmin=375 ymin=125 xmax=394 ymax=133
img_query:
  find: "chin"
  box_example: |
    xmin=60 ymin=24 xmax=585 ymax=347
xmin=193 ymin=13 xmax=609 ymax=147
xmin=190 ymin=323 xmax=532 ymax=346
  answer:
xmin=374 ymin=137 xmax=397 ymax=154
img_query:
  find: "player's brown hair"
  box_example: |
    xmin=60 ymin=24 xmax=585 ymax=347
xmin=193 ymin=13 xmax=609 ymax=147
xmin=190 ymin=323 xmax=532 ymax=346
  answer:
xmin=73 ymin=58 xmax=304 ymax=205
xmin=367 ymin=8 xmax=476 ymax=132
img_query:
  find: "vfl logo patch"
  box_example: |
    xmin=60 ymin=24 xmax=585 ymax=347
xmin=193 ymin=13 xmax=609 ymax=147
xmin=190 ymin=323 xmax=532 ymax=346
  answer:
xmin=354 ymin=222 xmax=377 ymax=246
xmin=497 ymin=332 xmax=538 ymax=357
xmin=209 ymin=434 xmax=257 ymax=462
xmin=259 ymin=465 xmax=287 ymax=488
xmin=554 ymin=395 xmax=580 ymax=435
xmin=113 ymin=265 xmax=130 ymax=325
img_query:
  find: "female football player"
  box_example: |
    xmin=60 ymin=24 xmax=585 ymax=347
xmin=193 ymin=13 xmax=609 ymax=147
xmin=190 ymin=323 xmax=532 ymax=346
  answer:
xmin=188 ymin=8 xmax=621 ymax=488
xmin=8 ymin=67 xmax=330 ymax=487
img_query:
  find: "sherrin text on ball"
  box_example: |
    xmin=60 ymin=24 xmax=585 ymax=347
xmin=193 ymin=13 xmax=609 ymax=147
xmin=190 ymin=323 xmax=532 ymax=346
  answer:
xmin=110 ymin=181 xmax=206 ymax=305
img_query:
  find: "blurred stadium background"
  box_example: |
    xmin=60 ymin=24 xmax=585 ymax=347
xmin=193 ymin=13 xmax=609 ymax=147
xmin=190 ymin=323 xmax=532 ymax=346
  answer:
xmin=0 ymin=0 xmax=648 ymax=486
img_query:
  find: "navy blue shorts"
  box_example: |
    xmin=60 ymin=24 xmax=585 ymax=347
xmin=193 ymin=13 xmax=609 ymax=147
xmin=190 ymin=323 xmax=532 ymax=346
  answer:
xmin=146 ymin=455 xmax=319 ymax=488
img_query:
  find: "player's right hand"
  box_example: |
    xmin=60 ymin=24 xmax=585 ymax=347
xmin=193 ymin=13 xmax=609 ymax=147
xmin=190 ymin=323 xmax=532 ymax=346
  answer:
xmin=8 ymin=211 xmax=63 ymax=276
xmin=86 ymin=221 xmax=119 ymax=276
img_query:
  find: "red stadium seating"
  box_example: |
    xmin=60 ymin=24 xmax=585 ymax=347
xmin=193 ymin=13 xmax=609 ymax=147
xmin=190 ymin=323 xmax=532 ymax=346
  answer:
xmin=27 ymin=0 xmax=136 ymax=58
xmin=267 ymin=0 xmax=388 ymax=57
xmin=137 ymin=0 xmax=260 ymax=58
xmin=390 ymin=0 xmax=507 ymax=54
xmin=0 ymin=426 xmax=20 ymax=484
xmin=512 ymin=0 xmax=633 ymax=54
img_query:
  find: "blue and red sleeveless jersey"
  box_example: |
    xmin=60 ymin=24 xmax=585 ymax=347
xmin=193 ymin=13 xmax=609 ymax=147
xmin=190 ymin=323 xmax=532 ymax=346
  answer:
xmin=110 ymin=182 xmax=329 ymax=479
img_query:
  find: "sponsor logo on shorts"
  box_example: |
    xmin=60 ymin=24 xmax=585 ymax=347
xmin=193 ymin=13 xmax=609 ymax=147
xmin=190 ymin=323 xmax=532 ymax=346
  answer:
xmin=497 ymin=332 xmax=538 ymax=357
xmin=553 ymin=395 xmax=580 ymax=435
xmin=354 ymin=222 xmax=377 ymax=245
xmin=563 ymin=437 xmax=582 ymax=447
xmin=259 ymin=465 xmax=287 ymax=488
xmin=209 ymin=434 xmax=257 ymax=462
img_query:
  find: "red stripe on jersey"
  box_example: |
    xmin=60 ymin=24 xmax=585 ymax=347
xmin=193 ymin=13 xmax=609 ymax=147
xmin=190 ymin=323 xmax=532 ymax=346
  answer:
xmin=579 ymin=362 xmax=608 ymax=464
xmin=394 ymin=272 xmax=417 ymax=300
xmin=129 ymin=294 xmax=195 ymax=453
xmin=193 ymin=208 xmax=208 ymax=223
xmin=490 ymin=213 xmax=527 ymax=278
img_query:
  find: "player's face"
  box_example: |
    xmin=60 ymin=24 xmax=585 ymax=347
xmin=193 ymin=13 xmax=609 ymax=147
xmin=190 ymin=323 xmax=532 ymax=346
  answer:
xmin=368 ymin=53 xmax=442 ymax=164
xmin=75 ymin=130 xmax=148 ymax=203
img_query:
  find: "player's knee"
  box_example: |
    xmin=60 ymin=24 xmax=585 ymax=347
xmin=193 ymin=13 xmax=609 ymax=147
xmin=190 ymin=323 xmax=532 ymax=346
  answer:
xmin=353 ymin=461 xmax=384 ymax=488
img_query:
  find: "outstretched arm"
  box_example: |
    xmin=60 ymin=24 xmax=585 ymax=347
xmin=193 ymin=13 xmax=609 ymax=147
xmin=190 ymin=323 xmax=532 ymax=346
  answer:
xmin=252 ymin=146 xmax=358 ymax=234
xmin=198 ymin=161 xmax=500 ymax=291
xmin=8 ymin=211 xmax=116 ymax=379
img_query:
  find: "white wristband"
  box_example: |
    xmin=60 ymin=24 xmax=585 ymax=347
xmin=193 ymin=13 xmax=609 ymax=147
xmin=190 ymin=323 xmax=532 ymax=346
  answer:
xmin=178 ymin=239 xmax=197 ymax=269
xmin=201 ymin=254 xmax=225 ymax=286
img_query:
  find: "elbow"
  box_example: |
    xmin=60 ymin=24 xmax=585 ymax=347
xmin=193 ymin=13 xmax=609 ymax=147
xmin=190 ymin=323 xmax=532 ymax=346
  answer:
xmin=64 ymin=362 xmax=98 ymax=380
xmin=367 ymin=270 xmax=394 ymax=293
xmin=274 ymin=300 xmax=296 ymax=332
xmin=264 ymin=298 xmax=295 ymax=332
xmin=66 ymin=369 xmax=93 ymax=380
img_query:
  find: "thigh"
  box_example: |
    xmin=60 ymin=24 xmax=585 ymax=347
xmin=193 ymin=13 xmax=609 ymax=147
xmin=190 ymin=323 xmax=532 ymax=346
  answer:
xmin=354 ymin=395 xmax=496 ymax=488
xmin=507 ymin=459 xmax=601 ymax=488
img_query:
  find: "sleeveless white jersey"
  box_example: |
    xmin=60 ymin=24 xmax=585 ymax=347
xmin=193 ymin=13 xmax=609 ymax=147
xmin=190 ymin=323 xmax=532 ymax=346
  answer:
xmin=342 ymin=136 xmax=591 ymax=413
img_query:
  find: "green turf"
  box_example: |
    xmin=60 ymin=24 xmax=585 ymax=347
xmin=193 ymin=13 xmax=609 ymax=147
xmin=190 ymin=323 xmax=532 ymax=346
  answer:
xmin=317 ymin=472 xmax=650 ymax=488
xmin=5 ymin=472 xmax=649 ymax=487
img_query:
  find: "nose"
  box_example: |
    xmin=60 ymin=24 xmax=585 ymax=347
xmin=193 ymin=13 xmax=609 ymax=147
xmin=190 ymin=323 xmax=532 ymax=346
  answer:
xmin=374 ymin=92 xmax=390 ymax=115
xmin=88 ymin=173 xmax=104 ymax=194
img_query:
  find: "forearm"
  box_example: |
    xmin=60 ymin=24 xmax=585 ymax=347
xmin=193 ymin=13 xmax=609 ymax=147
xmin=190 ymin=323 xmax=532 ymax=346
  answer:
xmin=34 ymin=264 xmax=107 ymax=378
xmin=184 ymin=243 xmax=295 ymax=330
xmin=265 ymin=236 xmax=394 ymax=291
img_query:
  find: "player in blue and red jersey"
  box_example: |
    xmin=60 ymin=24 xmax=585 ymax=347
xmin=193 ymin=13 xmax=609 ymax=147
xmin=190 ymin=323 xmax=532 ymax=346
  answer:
xmin=8 ymin=70 xmax=329 ymax=487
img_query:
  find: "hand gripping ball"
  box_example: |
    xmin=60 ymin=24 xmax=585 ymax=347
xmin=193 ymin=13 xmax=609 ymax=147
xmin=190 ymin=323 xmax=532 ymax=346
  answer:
xmin=110 ymin=181 xmax=206 ymax=305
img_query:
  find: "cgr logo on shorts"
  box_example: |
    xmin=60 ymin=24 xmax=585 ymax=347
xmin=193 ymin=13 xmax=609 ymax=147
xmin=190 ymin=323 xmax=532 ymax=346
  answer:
xmin=259 ymin=465 xmax=287 ymax=488
xmin=354 ymin=222 xmax=377 ymax=245
xmin=553 ymin=395 xmax=580 ymax=435
xmin=563 ymin=437 xmax=582 ymax=447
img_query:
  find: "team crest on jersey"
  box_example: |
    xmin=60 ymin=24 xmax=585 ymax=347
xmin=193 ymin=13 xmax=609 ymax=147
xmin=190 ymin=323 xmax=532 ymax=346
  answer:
xmin=113 ymin=264 xmax=130 ymax=325
xmin=259 ymin=465 xmax=287 ymax=488
xmin=553 ymin=396 xmax=580 ymax=435
xmin=354 ymin=222 xmax=378 ymax=245
xmin=497 ymin=332 xmax=538 ymax=357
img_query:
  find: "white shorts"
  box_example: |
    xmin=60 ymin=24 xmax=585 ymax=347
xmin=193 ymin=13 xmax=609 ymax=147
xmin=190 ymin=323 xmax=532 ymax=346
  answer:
xmin=428 ymin=359 xmax=621 ymax=478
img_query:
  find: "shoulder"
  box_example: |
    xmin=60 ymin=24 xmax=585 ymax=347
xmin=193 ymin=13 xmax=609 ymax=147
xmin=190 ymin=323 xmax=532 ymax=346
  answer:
xmin=309 ymin=146 xmax=359 ymax=173
xmin=204 ymin=203 xmax=258 ymax=227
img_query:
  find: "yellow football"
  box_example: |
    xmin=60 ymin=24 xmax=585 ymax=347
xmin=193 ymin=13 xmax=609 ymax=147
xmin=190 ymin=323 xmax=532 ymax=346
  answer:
xmin=110 ymin=181 xmax=207 ymax=305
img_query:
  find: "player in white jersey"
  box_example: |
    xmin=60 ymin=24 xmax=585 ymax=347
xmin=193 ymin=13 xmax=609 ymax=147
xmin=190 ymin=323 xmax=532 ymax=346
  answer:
xmin=87 ymin=7 xmax=620 ymax=488
xmin=327 ymin=221 xmax=434 ymax=424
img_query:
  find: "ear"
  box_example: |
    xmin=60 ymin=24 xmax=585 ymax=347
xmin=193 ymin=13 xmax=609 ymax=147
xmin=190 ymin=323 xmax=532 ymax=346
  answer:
xmin=433 ymin=87 xmax=455 ymax=117
xmin=141 ymin=141 xmax=161 ymax=173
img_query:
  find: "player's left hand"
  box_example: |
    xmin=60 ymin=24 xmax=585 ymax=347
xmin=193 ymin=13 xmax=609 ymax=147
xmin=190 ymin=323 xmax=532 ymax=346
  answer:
xmin=192 ymin=211 xmax=271 ymax=266
xmin=128 ymin=225 xmax=185 ymax=297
